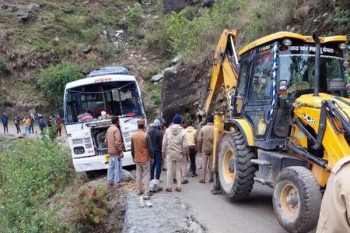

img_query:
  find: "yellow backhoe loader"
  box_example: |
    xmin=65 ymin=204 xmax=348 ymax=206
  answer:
xmin=205 ymin=29 xmax=349 ymax=233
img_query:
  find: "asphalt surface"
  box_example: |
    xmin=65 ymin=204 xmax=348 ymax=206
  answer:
xmin=173 ymin=174 xmax=288 ymax=233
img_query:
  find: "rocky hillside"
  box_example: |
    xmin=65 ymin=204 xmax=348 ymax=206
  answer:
xmin=0 ymin=0 xmax=168 ymax=118
xmin=0 ymin=0 xmax=349 ymax=121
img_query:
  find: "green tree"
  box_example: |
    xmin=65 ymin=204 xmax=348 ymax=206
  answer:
xmin=39 ymin=61 xmax=83 ymax=106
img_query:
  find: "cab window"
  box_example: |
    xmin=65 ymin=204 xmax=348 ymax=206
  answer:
xmin=249 ymin=47 xmax=274 ymax=104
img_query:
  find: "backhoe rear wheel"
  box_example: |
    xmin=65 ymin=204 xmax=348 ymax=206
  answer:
xmin=218 ymin=132 xmax=257 ymax=201
xmin=273 ymin=166 xmax=322 ymax=233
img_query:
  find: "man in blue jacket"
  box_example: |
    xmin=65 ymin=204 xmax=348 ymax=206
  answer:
xmin=2 ymin=113 xmax=9 ymax=133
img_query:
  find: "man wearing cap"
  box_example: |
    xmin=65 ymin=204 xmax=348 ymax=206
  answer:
xmin=131 ymin=119 xmax=153 ymax=198
xmin=148 ymin=119 xmax=163 ymax=181
xmin=162 ymin=114 xmax=188 ymax=192
xmin=198 ymin=114 xmax=214 ymax=183
xmin=105 ymin=116 xmax=123 ymax=187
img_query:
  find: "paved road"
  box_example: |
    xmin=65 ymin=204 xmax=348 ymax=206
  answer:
xmin=174 ymin=174 xmax=288 ymax=233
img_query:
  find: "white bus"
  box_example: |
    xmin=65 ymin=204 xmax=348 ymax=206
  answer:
xmin=64 ymin=67 xmax=146 ymax=172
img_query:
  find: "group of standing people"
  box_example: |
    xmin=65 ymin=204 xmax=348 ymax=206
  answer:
xmin=105 ymin=113 xmax=215 ymax=200
xmin=1 ymin=112 xmax=64 ymax=137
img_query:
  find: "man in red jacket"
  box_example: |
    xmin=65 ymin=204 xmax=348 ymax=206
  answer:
xmin=131 ymin=119 xmax=153 ymax=198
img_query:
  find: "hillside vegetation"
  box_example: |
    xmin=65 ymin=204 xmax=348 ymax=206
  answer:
xmin=0 ymin=0 xmax=349 ymax=117
xmin=147 ymin=0 xmax=350 ymax=63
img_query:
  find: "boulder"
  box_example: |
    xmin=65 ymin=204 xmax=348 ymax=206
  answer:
xmin=161 ymin=60 xmax=210 ymax=123
xmin=171 ymin=55 xmax=181 ymax=65
xmin=83 ymin=45 xmax=92 ymax=54
xmin=16 ymin=10 xmax=30 ymax=22
xmin=27 ymin=3 xmax=40 ymax=13
xmin=163 ymin=0 xmax=192 ymax=14
xmin=163 ymin=0 xmax=214 ymax=14
xmin=202 ymin=0 xmax=214 ymax=7
xmin=121 ymin=169 xmax=135 ymax=182
xmin=149 ymin=179 xmax=162 ymax=192
xmin=151 ymin=72 xmax=163 ymax=83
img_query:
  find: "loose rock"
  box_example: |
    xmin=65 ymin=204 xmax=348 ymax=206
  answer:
xmin=17 ymin=10 xmax=30 ymax=22
xmin=27 ymin=3 xmax=40 ymax=13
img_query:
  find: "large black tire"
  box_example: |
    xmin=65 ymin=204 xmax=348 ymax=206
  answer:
xmin=218 ymin=132 xmax=257 ymax=201
xmin=273 ymin=166 xmax=322 ymax=233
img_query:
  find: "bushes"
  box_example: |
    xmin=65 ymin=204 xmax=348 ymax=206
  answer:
xmin=150 ymin=84 xmax=161 ymax=106
xmin=147 ymin=0 xmax=246 ymax=61
xmin=0 ymin=139 xmax=73 ymax=232
xmin=71 ymin=186 xmax=109 ymax=231
xmin=0 ymin=60 xmax=7 ymax=75
xmin=126 ymin=3 xmax=143 ymax=32
xmin=39 ymin=61 xmax=83 ymax=106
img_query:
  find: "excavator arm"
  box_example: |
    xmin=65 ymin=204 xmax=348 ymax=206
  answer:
xmin=202 ymin=29 xmax=240 ymax=184
xmin=203 ymin=29 xmax=239 ymax=115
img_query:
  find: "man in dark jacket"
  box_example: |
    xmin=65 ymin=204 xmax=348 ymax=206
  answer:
xmin=1 ymin=113 xmax=9 ymax=133
xmin=148 ymin=119 xmax=163 ymax=180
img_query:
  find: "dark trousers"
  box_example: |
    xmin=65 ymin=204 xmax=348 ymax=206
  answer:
xmin=29 ymin=124 xmax=34 ymax=134
xmin=189 ymin=146 xmax=197 ymax=175
xmin=151 ymin=151 xmax=162 ymax=180
xmin=15 ymin=124 xmax=21 ymax=133
xmin=3 ymin=124 xmax=8 ymax=133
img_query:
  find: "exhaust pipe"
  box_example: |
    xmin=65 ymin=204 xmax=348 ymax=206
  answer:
xmin=313 ymin=33 xmax=320 ymax=96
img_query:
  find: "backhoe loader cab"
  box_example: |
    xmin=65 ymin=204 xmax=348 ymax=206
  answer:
xmin=231 ymin=32 xmax=348 ymax=147
xmin=214 ymin=31 xmax=349 ymax=233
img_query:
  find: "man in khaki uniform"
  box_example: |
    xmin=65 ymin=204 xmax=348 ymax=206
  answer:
xmin=316 ymin=157 xmax=350 ymax=233
xmin=186 ymin=120 xmax=198 ymax=177
xmin=131 ymin=119 xmax=153 ymax=198
xmin=162 ymin=114 xmax=188 ymax=192
xmin=198 ymin=115 xmax=214 ymax=183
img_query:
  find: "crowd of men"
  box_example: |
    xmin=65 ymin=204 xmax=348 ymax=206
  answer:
xmin=103 ymin=113 xmax=350 ymax=232
xmin=1 ymin=112 xmax=63 ymax=137
xmin=104 ymin=113 xmax=215 ymax=199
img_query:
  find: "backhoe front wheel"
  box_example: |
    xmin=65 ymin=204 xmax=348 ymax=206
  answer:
xmin=273 ymin=166 xmax=322 ymax=233
xmin=218 ymin=132 xmax=257 ymax=201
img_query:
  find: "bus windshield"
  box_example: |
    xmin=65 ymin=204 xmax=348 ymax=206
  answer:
xmin=279 ymin=44 xmax=344 ymax=96
xmin=65 ymin=81 xmax=143 ymax=124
